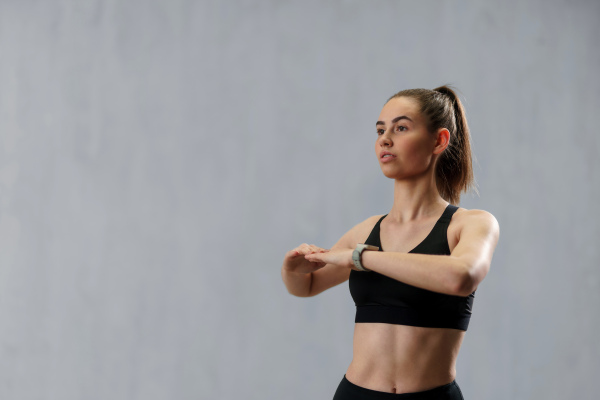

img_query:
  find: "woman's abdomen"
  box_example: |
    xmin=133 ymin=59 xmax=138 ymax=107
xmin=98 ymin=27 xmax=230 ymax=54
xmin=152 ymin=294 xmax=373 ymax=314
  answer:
xmin=346 ymin=323 xmax=465 ymax=394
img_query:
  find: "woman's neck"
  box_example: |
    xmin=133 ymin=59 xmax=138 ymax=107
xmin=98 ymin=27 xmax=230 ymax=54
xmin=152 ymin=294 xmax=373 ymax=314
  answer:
xmin=387 ymin=175 xmax=448 ymax=224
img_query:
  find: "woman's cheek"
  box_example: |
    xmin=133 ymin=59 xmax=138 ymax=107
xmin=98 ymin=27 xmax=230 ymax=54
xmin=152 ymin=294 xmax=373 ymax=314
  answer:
xmin=406 ymin=143 xmax=432 ymax=170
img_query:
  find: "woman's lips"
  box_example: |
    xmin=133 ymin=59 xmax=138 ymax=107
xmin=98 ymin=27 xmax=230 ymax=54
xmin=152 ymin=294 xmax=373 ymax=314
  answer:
xmin=380 ymin=155 xmax=396 ymax=163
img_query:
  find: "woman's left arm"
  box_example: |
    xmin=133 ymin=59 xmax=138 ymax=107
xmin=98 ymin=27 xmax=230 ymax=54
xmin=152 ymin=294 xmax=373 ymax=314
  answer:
xmin=305 ymin=210 xmax=500 ymax=297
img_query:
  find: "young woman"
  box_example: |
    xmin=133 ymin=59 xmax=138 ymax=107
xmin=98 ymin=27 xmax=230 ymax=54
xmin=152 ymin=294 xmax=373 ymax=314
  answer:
xmin=281 ymin=86 xmax=500 ymax=400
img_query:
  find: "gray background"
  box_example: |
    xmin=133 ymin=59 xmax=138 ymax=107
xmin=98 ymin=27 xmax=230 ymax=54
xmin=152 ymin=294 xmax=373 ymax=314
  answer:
xmin=0 ymin=0 xmax=598 ymax=399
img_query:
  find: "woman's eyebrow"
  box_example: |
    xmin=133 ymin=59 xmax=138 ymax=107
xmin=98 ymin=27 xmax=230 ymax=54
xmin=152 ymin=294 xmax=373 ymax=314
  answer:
xmin=375 ymin=115 xmax=413 ymax=126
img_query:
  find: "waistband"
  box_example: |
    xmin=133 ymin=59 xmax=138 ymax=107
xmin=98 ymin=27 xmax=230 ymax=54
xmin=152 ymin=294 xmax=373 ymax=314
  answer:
xmin=341 ymin=374 xmax=459 ymax=399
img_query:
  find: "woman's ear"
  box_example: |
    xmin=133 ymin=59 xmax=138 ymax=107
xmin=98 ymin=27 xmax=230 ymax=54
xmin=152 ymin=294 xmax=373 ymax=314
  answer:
xmin=433 ymin=128 xmax=450 ymax=155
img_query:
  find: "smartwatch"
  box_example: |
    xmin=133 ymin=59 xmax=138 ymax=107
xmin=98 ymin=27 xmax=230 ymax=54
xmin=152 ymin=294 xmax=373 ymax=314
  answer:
xmin=352 ymin=244 xmax=379 ymax=272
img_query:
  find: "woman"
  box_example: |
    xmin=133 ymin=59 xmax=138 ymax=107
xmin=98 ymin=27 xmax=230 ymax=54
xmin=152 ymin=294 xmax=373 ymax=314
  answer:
xmin=281 ymin=86 xmax=499 ymax=399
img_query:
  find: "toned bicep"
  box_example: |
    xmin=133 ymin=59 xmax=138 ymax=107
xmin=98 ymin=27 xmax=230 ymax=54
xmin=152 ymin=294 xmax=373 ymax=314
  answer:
xmin=308 ymin=215 xmax=381 ymax=297
xmin=451 ymin=210 xmax=500 ymax=295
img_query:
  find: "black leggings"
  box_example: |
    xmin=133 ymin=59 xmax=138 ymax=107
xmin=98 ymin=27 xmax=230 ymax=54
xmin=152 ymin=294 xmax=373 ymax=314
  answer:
xmin=332 ymin=374 xmax=465 ymax=400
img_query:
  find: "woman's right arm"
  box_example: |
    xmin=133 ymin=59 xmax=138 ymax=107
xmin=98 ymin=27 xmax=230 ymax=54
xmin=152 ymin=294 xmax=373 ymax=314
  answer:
xmin=281 ymin=215 xmax=381 ymax=297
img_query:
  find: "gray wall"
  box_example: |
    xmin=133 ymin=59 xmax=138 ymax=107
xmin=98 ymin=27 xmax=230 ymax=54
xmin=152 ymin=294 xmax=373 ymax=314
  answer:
xmin=0 ymin=0 xmax=598 ymax=399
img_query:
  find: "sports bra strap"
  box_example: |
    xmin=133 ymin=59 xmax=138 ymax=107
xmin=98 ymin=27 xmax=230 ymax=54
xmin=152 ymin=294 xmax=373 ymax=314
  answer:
xmin=364 ymin=215 xmax=386 ymax=248
xmin=438 ymin=204 xmax=459 ymax=224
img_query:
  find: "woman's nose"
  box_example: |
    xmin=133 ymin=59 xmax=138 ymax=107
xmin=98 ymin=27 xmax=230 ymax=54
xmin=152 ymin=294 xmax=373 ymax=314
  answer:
xmin=379 ymin=131 xmax=392 ymax=146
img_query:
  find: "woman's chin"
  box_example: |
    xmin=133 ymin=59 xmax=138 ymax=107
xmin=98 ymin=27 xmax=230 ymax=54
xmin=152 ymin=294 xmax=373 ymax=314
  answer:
xmin=380 ymin=170 xmax=400 ymax=180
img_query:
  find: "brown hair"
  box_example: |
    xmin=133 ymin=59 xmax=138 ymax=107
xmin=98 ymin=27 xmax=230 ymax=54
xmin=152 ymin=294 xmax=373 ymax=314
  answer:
xmin=386 ymin=85 xmax=479 ymax=205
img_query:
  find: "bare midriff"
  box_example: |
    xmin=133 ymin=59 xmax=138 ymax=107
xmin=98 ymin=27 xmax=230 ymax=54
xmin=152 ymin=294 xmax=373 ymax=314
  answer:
xmin=345 ymin=322 xmax=465 ymax=394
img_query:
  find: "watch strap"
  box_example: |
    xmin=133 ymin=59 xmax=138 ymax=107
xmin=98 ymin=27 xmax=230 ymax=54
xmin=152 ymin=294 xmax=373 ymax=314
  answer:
xmin=352 ymin=244 xmax=379 ymax=271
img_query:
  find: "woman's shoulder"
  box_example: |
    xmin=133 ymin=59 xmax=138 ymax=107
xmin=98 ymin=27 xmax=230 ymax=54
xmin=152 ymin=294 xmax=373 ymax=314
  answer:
xmin=447 ymin=207 xmax=500 ymax=254
xmin=357 ymin=214 xmax=387 ymax=230
xmin=346 ymin=214 xmax=387 ymax=243
xmin=453 ymin=206 xmax=498 ymax=223
xmin=334 ymin=214 xmax=387 ymax=250
xmin=451 ymin=207 xmax=500 ymax=236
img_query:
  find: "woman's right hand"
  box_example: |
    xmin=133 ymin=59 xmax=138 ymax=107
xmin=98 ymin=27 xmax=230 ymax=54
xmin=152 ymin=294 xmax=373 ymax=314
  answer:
xmin=283 ymin=243 xmax=330 ymax=274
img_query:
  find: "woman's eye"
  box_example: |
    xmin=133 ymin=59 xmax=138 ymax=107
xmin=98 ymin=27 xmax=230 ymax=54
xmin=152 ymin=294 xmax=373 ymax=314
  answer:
xmin=377 ymin=129 xmax=384 ymax=135
xmin=397 ymin=125 xmax=407 ymax=132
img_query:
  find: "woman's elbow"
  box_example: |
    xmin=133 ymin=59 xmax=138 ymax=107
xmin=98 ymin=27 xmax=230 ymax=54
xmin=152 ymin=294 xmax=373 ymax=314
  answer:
xmin=453 ymin=262 xmax=476 ymax=297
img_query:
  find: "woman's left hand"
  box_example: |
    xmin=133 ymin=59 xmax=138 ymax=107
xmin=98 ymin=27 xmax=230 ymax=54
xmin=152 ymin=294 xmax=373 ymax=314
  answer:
xmin=304 ymin=248 xmax=356 ymax=270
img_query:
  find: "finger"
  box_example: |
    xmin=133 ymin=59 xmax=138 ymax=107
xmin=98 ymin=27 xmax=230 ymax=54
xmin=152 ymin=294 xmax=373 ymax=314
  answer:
xmin=311 ymin=244 xmax=325 ymax=254
xmin=305 ymin=253 xmax=321 ymax=261
xmin=295 ymin=244 xmax=310 ymax=255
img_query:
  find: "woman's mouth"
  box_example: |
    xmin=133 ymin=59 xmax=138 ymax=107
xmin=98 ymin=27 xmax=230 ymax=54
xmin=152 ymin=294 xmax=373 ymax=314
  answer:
xmin=380 ymin=153 xmax=397 ymax=162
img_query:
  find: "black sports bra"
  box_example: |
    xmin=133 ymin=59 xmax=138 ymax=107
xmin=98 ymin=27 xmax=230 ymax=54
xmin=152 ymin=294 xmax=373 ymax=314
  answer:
xmin=349 ymin=204 xmax=475 ymax=331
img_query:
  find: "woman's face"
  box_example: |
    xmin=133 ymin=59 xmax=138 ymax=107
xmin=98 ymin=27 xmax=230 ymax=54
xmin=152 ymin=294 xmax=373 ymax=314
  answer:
xmin=375 ymin=96 xmax=440 ymax=180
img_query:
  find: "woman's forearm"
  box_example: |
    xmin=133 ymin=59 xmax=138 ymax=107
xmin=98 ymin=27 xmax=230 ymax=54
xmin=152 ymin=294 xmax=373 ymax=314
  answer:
xmin=281 ymin=265 xmax=312 ymax=297
xmin=360 ymin=251 xmax=469 ymax=296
